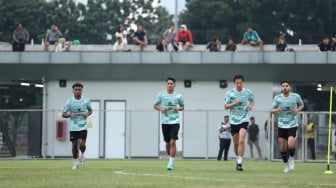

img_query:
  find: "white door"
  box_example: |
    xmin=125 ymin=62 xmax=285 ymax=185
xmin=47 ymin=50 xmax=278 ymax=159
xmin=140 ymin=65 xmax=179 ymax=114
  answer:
xmin=104 ymin=101 xmax=126 ymax=159
xmin=85 ymin=101 xmax=100 ymax=159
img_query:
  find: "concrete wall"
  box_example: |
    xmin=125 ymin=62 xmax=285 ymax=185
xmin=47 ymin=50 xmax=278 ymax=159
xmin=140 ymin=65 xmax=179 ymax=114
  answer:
xmin=44 ymin=80 xmax=273 ymax=159
xmin=0 ymin=43 xmax=317 ymax=52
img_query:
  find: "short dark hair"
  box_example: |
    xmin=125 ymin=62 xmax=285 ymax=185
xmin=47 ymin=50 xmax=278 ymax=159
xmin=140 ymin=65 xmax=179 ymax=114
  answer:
xmin=213 ymin=37 xmax=219 ymax=42
xmin=280 ymin=80 xmax=290 ymax=85
xmin=72 ymin=82 xmax=83 ymax=89
xmin=224 ymin=115 xmax=229 ymax=118
xmin=250 ymin=116 xmax=255 ymax=120
xmin=166 ymin=77 xmax=176 ymax=83
xmin=233 ymin=75 xmax=244 ymax=82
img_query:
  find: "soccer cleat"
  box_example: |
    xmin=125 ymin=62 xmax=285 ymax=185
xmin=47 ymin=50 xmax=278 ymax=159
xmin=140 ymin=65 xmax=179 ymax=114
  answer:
xmin=288 ymin=157 xmax=295 ymax=171
xmin=236 ymin=163 xmax=243 ymax=171
xmin=283 ymin=163 xmax=290 ymax=173
xmin=72 ymin=159 xmax=79 ymax=170
xmin=80 ymin=155 xmax=86 ymax=165
xmin=167 ymin=163 xmax=174 ymax=170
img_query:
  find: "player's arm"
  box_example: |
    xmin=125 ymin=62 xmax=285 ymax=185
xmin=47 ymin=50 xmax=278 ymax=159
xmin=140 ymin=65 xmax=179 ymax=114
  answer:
xmin=83 ymin=108 xmax=93 ymax=119
xmin=270 ymin=102 xmax=283 ymax=114
xmin=174 ymin=105 xmax=184 ymax=112
xmin=154 ymin=104 xmax=168 ymax=112
xmin=270 ymin=106 xmax=283 ymax=114
xmin=62 ymin=111 xmax=77 ymax=118
xmin=224 ymin=98 xmax=239 ymax=110
xmin=247 ymin=101 xmax=254 ymax=111
xmin=292 ymin=103 xmax=304 ymax=114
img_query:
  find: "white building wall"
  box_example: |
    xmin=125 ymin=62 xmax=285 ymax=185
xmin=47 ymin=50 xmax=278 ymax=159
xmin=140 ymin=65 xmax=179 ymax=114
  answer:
xmin=43 ymin=80 xmax=273 ymax=159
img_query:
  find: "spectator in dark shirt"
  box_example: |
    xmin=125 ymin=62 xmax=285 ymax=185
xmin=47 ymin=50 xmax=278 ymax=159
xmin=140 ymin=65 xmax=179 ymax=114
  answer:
xmin=132 ymin=24 xmax=147 ymax=52
xmin=205 ymin=37 xmax=221 ymax=52
xmin=331 ymin=31 xmax=336 ymax=51
xmin=276 ymin=35 xmax=287 ymax=51
xmin=225 ymin=38 xmax=237 ymax=52
xmin=156 ymin=38 xmax=167 ymax=52
xmin=247 ymin=117 xmax=262 ymax=159
xmin=12 ymin=23 xmax=30 ymax=52
xmin=316 ymin=35 xmax=332 ymax=52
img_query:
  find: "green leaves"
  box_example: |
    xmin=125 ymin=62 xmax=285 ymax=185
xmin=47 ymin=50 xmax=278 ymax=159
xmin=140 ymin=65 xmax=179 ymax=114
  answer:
xmin=180 ymin=0 xmax=336 ymax=44
xmin=0 ymin=0 xmax=171 ymax=44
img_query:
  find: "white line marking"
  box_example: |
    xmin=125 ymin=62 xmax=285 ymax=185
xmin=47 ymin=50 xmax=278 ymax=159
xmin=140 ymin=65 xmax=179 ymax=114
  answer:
xmin=113 ymin=170 xmax=281 ymax=184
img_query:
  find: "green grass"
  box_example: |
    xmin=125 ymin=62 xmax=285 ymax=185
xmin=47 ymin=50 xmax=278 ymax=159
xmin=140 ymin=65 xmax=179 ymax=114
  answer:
xmin=0 ymin=159 xmax=335 ymax=188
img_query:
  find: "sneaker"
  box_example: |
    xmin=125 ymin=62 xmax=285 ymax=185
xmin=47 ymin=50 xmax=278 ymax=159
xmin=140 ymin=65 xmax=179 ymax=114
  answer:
xmin=72 ymin=159 xmax=79 ymax=170
xmin=283 ymin=163 xmax=290 ymax=173
xmin=236 ymin=163 xmax=243 ymax=171
xmin=80 ymin=155 xmax=85 ymax=165
xmin=167 ymin=162 xmax=174 ymax=170
xmin=288 ymin=157 xmax=295 ymax=171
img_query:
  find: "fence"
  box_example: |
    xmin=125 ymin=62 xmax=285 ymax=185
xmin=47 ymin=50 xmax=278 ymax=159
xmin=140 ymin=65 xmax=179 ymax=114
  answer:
xmin=0 ymin=109 xmax=335 ymax=162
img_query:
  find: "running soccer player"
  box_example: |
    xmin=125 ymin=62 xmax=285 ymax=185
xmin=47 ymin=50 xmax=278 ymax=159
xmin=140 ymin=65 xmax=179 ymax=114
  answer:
xmin=154 ymin=77 xmax=184 ymax=170
xmin=224 ymin=75 xmax=254 ymax=171
xmin=270 ymin=80 xmax=304 ymax=173
xmin=62 ymin=83 xmax=92 ymax=170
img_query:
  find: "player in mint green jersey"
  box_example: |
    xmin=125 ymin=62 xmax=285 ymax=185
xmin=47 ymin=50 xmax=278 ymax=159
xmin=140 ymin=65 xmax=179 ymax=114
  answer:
xmin=270 ymin=80 xmax=304 ymax=173
xmin=62 ymin=83 xmax=92 ymax=170
xmin=154 ymin=77 xmax=184 ymax=170
xmin=224 ymin=75 xmax=254 ymax=171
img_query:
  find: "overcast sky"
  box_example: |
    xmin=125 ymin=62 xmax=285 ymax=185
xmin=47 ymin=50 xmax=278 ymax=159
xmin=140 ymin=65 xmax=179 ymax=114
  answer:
xmin=161 ymin=0 xmax=186 ymax=14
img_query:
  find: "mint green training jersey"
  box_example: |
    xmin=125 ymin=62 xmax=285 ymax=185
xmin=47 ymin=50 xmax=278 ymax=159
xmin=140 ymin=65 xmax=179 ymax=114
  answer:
xmin=271 ymin=92 xmax=303 ymax=129
xmin=224 ymin=88 xmax=255 ymax=124
xmin=154 ymin=91 xmax=184 ymax=124
xmin=63 ymin=96 xmax=92 ymax=131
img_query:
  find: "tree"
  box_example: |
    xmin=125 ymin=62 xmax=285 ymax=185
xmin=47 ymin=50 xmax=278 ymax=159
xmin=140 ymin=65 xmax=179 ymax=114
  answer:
xmin=0 ymin=0 xmax=172 ymax=44
xmin=180 ymin=0 xmax=336 ymax=44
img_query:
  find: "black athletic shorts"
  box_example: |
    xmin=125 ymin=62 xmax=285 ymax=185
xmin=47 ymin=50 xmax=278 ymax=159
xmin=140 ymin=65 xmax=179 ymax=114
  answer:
xmin=278 ymin=127 xmax=297 ymax=140
xmin=230 ymin=122 xmax=248 ymax=135
xmin=162 ymin=124 xmax=180 ymax=143
xmin=70 ymin=130 xmax=88 ymax=142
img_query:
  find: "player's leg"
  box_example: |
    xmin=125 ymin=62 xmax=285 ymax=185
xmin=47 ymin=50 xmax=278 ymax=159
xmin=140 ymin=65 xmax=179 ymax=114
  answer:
xmin=167 ymin=124 xmax=179 ymax=170
xmin=162 ymin=124 xmax=170 ymax=156
xmin=278 ymin=128 xmax=290 ymax=172
xmin=287 ymin=127 xmax=297 ymax=170
xmin=70 ymin=131 xmax=80 ymax=170
xmin=230 ymin=124 xmax=241 ymax=170
xmin=236 ymin=125 xmax=247 ymax=171
xmin=78 ymin=130 xmax=88 ymax=165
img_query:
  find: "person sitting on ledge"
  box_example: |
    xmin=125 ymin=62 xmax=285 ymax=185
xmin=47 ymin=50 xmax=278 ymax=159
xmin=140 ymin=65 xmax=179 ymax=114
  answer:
xmin=241 ymin=26 xmax=263 ymax=51
xmin=177 ymin=24 xmax=193 ymax=52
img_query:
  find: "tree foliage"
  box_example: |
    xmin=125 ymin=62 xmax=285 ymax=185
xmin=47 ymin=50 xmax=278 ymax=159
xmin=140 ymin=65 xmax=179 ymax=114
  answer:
xmin=180 ymin=0 xmax=336 ymax=44
xmin=0 ymin=0 xmax=172 ymax=44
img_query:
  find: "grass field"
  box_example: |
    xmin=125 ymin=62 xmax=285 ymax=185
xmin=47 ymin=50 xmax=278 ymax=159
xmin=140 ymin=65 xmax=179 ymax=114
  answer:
xmin=0 ymin=159 xmax=335 ymax=188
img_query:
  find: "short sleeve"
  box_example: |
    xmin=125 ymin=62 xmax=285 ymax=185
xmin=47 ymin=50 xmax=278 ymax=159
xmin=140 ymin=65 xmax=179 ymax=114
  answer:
xmin=86 ymin=99 xmax=92 ymax=111
xmin=154 ymin=92 xmax=162 ymax=105
xmin=224 ymin=90 xmax=231 ymax=105
xmin=296 ymin=94 xmax=303 ymax=105
xmin=178 ymin=95 xmax=184 ymax=106
xmin=63 ymin=99 xmax=71 ymax=113
xmin=271 ymin=96 xmax=279 ymax=109
xmin=248 ymin=90 xmax=255 ymax=102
